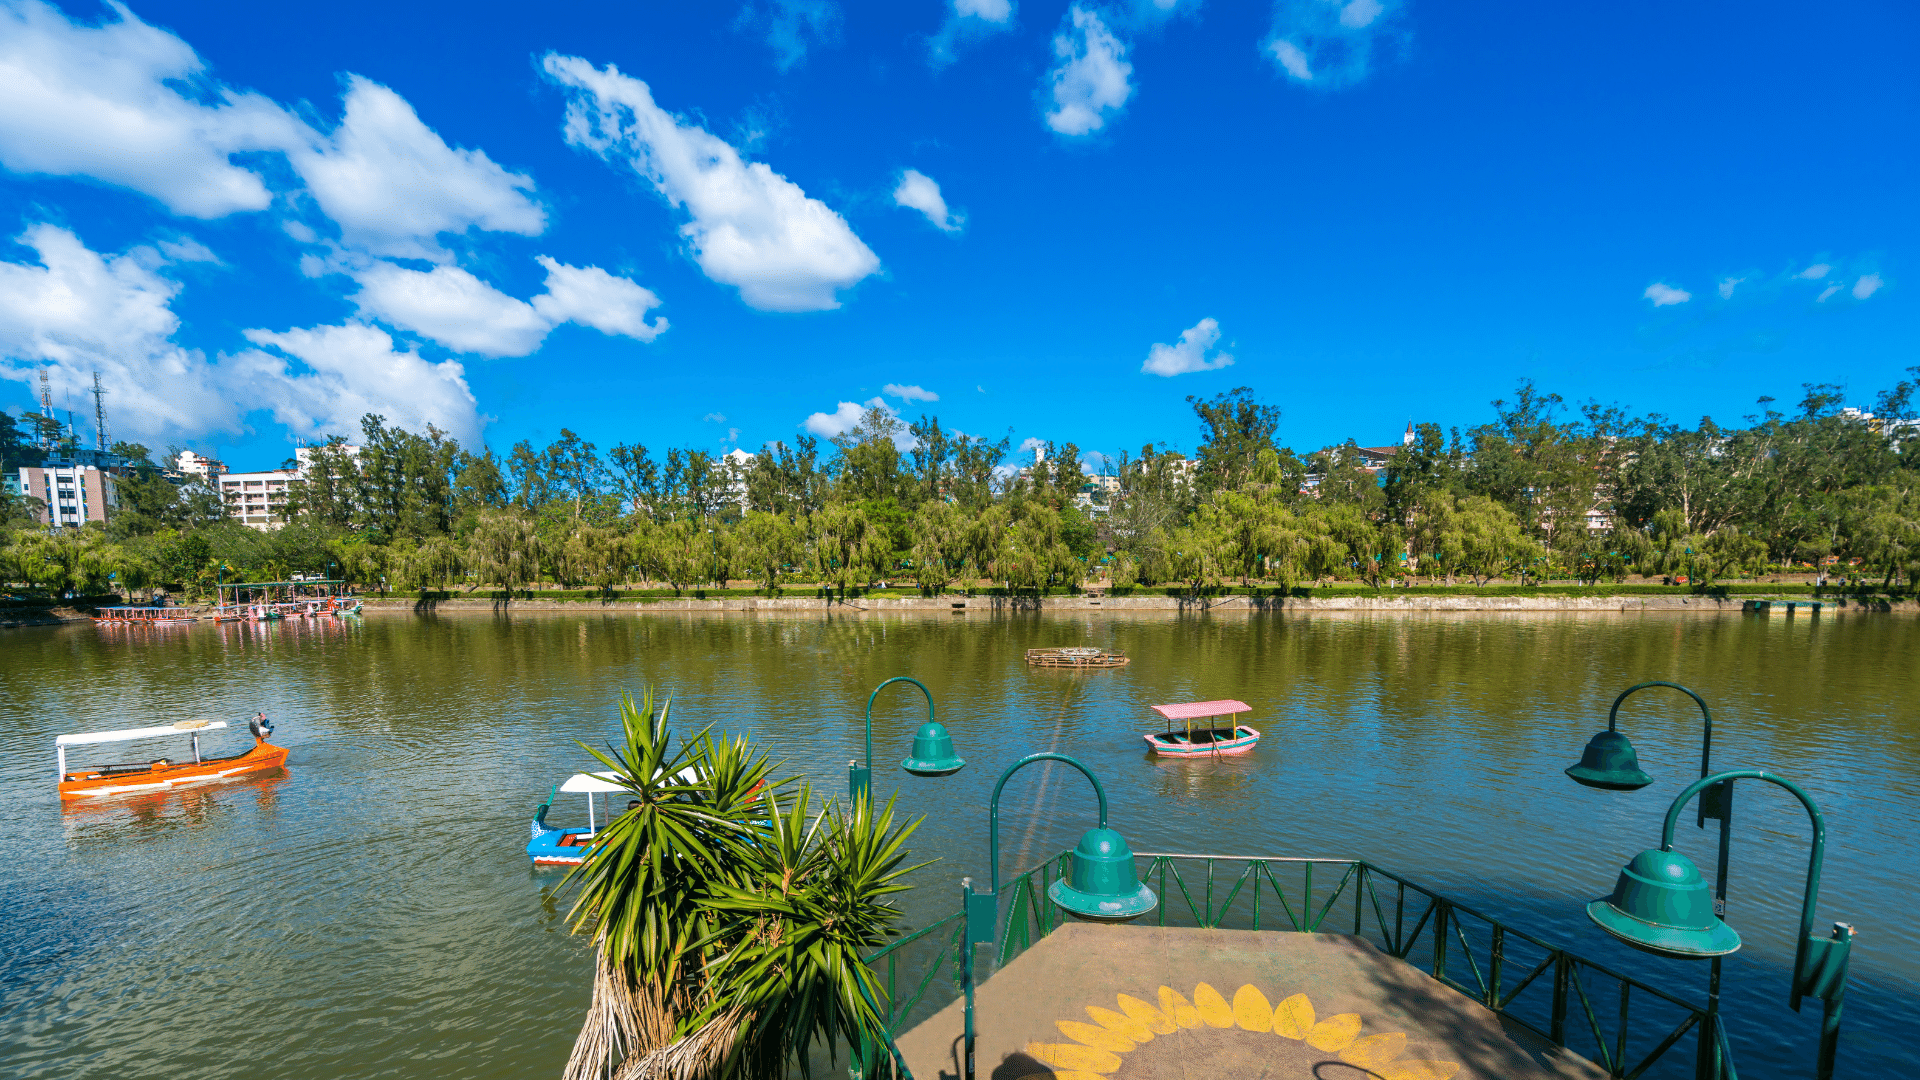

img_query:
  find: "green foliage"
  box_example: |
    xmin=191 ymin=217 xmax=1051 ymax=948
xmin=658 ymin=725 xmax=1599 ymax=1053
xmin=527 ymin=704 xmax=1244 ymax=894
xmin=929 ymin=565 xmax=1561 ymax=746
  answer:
xmin=559 ymin=689 xmax=923 ymax=1080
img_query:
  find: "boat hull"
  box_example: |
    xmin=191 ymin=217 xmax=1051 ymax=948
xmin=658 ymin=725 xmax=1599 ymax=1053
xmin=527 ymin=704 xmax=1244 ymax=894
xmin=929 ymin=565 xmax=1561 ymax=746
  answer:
xmin=58 ymin=739 xmax=288 ymax=799
xmin=527 ymin=824 xmax=595 ymax=866
xmin=1144 ymin=725 xmax=1261 ymax=757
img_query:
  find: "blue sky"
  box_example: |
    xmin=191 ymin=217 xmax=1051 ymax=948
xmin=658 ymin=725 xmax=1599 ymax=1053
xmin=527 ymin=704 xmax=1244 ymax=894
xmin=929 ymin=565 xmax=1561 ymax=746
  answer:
xmin=0 ymin=0 xmax=1913 ymax=472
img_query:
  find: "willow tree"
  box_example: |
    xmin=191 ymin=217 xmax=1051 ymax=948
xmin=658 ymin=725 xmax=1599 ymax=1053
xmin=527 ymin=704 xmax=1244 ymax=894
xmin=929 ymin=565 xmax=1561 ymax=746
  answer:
xmin=467 ymin=509 xmax=542 ymax=593
xmin=562 ymin=690 xmax=924 ymax=1080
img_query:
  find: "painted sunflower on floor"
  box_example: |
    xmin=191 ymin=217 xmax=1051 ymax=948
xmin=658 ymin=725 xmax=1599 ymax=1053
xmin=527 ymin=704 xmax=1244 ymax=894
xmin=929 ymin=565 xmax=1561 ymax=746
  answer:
xmin=1021 ymin=982 xmax=1460 ymax=1080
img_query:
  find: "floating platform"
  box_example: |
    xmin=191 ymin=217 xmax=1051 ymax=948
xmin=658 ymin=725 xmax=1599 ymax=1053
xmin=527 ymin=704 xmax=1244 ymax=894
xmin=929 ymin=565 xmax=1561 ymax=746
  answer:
xmin=1027 ymin=647 xmax=1130 ymax=669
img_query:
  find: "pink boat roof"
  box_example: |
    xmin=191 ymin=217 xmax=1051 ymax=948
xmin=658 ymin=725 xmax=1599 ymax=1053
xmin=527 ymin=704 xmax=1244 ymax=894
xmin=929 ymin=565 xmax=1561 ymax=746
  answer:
xmin=1151 ymin=699 xmax=1252 ymax=720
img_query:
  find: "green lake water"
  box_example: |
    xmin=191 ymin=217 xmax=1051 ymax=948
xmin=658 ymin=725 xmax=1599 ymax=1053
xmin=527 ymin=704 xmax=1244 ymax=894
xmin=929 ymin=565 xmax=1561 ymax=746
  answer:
xmin=1 ymin=609 xmax=1915 ymax=1078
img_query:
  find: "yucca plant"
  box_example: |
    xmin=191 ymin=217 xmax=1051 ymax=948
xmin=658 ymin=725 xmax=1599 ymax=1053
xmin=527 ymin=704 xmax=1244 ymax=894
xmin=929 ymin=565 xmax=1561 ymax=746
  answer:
xmin=561 ymin=688 xmax=925 ymax=1080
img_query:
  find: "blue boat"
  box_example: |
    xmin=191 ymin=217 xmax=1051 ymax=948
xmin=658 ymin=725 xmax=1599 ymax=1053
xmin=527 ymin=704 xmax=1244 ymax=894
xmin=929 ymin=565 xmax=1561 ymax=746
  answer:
xmin=527 ymin=771 xmax=631 ymax=866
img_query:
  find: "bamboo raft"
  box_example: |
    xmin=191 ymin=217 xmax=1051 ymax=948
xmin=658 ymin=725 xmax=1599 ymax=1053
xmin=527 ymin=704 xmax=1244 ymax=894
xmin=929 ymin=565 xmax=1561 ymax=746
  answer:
xmin=1025 ymin=646 xmax=1130 ymax=669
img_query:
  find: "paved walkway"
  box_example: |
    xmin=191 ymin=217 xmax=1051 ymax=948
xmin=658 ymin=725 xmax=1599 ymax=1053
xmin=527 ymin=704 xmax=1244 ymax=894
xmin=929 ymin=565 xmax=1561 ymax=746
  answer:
xmin=893 ymin=924 xmax=1608 ymax=1080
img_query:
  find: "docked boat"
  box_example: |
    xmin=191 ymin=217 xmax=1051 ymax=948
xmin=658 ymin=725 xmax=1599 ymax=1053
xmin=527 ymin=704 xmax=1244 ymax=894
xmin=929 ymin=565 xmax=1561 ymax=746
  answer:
xmin=527 ymin=772 xmax=632 ymax=866
xmin=93 ymin=605 xmax=199 ymax=627
xmin=56 ymin=714 xmax=287 ymax=799
xmin=1026 ymin=646 xmax=1129 ymax=668
xmin=1143 ymin=699 xmax=1260 ymax=757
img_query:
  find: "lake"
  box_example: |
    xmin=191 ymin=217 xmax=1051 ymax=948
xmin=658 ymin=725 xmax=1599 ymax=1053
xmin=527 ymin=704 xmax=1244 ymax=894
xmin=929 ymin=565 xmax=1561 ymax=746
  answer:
xmin=2 ymin=608 xmax=1914 ymax=1078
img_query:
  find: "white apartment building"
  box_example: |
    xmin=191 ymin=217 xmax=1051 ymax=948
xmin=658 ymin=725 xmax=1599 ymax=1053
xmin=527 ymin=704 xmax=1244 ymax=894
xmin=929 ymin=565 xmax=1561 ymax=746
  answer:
xmin=174 ymin=450 xmax=227 ymax=482
xmin=218 ymin=444 xmax=359 ymax=530
xmin=220 ymin=468 xmax=299 ymax=529
xmin=13 ymin=462 xmax=117 ymax=528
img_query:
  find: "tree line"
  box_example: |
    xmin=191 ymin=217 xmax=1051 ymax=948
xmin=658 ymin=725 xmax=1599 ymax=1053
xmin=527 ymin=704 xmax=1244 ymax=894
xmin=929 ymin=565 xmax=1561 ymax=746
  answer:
xmin=4 ymin=369 xmax=1918 ymax=601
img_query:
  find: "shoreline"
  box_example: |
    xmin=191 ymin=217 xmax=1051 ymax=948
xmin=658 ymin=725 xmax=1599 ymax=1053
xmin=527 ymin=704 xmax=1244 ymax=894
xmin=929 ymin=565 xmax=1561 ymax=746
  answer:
xmin=358 ymin=592 xmax=1915 ymax=614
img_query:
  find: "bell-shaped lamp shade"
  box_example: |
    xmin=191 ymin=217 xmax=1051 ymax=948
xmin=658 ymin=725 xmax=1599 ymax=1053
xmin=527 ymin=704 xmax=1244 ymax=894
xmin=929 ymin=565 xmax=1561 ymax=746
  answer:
xmin=1587 ymin=848 xmax=1741 ymax=958
xmin=1048 ymin=826 xmax=1157 ymax=923
xmin=900 ymin=722 xmax=966 ymax=777
xmin=1565 ymin=730 xmax=1654 ymax=791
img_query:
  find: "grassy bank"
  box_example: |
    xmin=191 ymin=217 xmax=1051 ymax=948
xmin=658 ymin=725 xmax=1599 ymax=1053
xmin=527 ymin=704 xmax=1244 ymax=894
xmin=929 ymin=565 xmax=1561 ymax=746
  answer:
xmin=368 ymin=582 xmax=1912 ymax=604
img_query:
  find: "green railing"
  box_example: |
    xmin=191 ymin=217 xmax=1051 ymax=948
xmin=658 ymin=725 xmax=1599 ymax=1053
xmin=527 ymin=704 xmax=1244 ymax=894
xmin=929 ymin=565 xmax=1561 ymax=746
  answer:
xmin=856 ymin=851 xmax=1735 ymax=1080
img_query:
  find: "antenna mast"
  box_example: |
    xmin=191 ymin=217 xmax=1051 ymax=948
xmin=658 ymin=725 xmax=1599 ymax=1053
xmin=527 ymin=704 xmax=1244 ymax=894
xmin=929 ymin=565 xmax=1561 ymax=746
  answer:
xmin=38 ymin=367 xmax=54 ymax=450
xmin=92 ymin=371 xmax=108 ymax=451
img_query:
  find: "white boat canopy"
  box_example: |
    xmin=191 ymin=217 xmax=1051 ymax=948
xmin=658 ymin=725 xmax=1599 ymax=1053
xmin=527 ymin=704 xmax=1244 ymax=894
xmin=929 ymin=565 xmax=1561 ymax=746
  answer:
xmin=560 ymin=771 xmax=631 ymax=794
xmin=57 ymin=720 xmax=228 ymax=747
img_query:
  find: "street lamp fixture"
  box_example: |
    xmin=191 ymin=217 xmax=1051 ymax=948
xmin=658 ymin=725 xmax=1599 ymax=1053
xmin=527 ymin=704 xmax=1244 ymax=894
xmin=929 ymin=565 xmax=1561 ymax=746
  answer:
xmin=957 ymin=752 xmax=1155 ymax=1080
xmin=849 ymin=676 xmax=964 ymax=799
xmin=1586 ymin=769 xmax=1855 ymax=1080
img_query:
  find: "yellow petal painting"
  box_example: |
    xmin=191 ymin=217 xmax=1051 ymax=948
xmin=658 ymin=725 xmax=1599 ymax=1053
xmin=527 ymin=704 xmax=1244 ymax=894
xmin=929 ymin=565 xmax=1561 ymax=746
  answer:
xmin=1026 ymin=987 xmax=1458 ymax=1079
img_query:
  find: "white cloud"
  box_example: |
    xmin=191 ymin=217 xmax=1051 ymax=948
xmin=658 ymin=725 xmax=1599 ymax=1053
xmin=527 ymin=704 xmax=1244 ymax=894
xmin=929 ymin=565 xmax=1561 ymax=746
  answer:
xmin=1816 ymin=284 xmax=1841 ymax=303
xmin=803 ymin=398 xmax=876 ymax=437
xmin=288 ymin=76 xmax=545 ymax=261
xmin=0 ymin=223 xmax=239 ymax=441
xmin=1263 ymin=0 xmax=1405 ymax=89
xmin=1798 ymin=263 xmax=1831 ymax=279
xmin=543 ymin=54 xmax=881 ymax=312
xmin=0 ymin=0 xmax=312 ymax=218
xmin=1045 ymin=6 xmax=1133 ymax=136
xmin=1643 ymin=282 xmax=1691 ymax=307
xmin=0 ymin=224 xmax=486 ymax=445
xmin=893 ymin=169 xmax=963 ymax=232
xmin=883 ymin=383 xmax=939 ymax=402
xmin=929 ymin=0 xmax=1016 ymax=67
xmin=1269 ymin=40 xmax=1313 ymax=80
xmin=1853 ymin=274 xmax=1883 ymax=300
xmin=352 ymin=262 xmax=550 ymax=357
xmin=1142 ymin=317 xmax=1235 ymax=376
xmin=531 ymin=256 xmax=668 ymax=341
xmin=234 ymin=323 xmax=481 ymax=444
xmin=353 ymin=256 xmax=666 ymax=356
xmin=1717 ymin=276 xmax=1744 ymax=300
xmin=738 ymin=0 xmax=841 ymax=72
xmin=703 ymin=412 xmax=727 ymax=423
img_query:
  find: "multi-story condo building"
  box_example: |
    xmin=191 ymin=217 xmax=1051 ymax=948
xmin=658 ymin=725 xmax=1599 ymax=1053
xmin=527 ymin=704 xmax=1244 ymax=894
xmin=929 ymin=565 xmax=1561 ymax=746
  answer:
xmin=12 ymin=461 xmax=117 ymax=528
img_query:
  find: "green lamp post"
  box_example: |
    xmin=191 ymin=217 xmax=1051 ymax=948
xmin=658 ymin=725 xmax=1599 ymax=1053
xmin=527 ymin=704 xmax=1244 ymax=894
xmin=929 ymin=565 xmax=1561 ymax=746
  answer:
xmin=1587 ymin=770 xmax=1854 ymax=1080
xmin=957 ymin=753 xmax=1156 ymax=1080
xmin=848 ymin=676 xmax=965 ymax=799
xmin=1566 ymin=681 xmax=1735 ymax=1078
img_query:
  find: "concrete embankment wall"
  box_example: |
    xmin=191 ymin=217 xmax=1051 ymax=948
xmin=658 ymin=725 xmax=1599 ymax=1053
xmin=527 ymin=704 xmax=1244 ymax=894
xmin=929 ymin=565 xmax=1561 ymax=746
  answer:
xmin=359 ymin=593 xmax=1915 ymax=615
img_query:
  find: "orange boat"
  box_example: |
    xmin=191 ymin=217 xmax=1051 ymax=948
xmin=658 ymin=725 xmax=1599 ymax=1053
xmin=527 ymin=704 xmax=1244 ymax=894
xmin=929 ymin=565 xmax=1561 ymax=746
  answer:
xmin=56 ymin=715 xmax=287 ymax=800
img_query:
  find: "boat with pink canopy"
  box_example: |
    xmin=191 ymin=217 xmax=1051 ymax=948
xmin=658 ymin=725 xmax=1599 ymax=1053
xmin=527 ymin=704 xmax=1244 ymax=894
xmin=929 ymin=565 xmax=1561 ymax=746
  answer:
xmin=1143 ymin=699 xmax=1261 ymax=757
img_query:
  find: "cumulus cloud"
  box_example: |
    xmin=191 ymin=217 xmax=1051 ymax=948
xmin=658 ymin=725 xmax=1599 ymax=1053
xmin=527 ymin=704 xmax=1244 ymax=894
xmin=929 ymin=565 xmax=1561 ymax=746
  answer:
xmin=703 ymin=412 xmax=727 ymax=423
xmin=1045 ymin=6 xmax=1132 ymax=136
xmin=0 ymin=0 xmax=312 ymax=217
xmin=352 ymin=255 xmax=667 ymax=356
xmin=233 ymin=323 xmax=482 ymax=445
xmin=803 ymin=398 xmax=877 ymax=437
xmin=737 ymin=0 xmax=841 ymax=71
xmin=883 ymin=383 xmax=939 ymax=402
xmin=0 ymin=223 xmax=239 ymax=440
xmin=893 ymin=169 xmax=963 ymax=232
xmin=1853 ymin=274 xmax=1883 ymax=300
xmin=1798 ymin=263 xmax=1831 ymax=279
xmin=1643 ymin=282 xmax=1691 ymax=307
xmin=1142 ymin=317 xmax=1234 ymax=376
xmin=929 ymin=0 xmax=1016 ymax=67
xmin=544 ymin=54 xmax=881 ymax=312
xmin=1262 ymin=0 xmax=1405 ymax=89
xmin=288 ymin=76 xmax=545 ymax=261
xmin=1717 ymin=277 xmax=1744 ymax=300
xmin=0 ymin=225 xmax=485 ymax=444
xmin=1816 ymin=284 xmax=1841 ymax=303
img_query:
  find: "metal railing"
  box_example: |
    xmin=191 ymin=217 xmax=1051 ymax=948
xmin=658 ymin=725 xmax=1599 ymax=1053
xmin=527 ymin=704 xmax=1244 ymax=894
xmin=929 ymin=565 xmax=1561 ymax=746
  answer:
xmin=855 ymin=851 xmax=1733 ymax=1080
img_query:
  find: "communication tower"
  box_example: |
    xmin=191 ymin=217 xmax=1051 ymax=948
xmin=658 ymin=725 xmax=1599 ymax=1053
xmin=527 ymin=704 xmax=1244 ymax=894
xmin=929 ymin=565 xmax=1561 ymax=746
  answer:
xmin=92 ymin=371 xmax=108 ymax=451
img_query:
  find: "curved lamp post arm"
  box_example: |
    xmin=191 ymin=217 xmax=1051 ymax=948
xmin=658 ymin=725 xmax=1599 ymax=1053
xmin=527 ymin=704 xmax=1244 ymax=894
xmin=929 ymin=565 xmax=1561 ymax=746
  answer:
xmin=864 ymin=676 xmax=935 ymax=772
xmin=987 ymin=752 xmax=1108 ymax=897
xmin=1610 ymin=680 xmax=1714 ymax=774
xmin=852 ymin=676 xmax=936 ymax=798
xmin=1660 ymin=769 xmax=1841 ymax=1013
